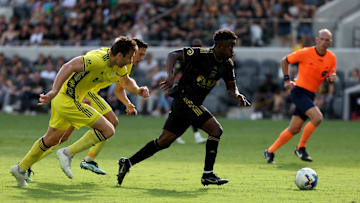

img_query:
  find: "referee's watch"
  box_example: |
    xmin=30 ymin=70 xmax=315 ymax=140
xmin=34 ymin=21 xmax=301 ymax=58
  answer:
xmin=283 ymin=75 xmax=290 ymax=82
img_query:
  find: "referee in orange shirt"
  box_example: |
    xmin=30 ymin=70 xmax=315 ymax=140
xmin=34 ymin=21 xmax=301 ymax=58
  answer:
xmin=264 ymin=29 xmax=337 ymax=163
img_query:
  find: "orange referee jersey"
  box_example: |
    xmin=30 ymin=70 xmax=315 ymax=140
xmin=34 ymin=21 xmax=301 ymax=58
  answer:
xmin=287 ymin=46 xmax=336 ymax=93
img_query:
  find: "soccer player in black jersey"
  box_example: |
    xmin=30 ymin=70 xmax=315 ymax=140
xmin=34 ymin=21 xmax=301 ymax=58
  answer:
xmin=117 ymin=29 xmax=251 ymax=186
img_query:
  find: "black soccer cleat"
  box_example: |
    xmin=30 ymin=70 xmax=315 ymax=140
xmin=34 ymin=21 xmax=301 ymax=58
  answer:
xmin=294 ymin=147 xmax=313 ymax=162
xmin=201 ymin=173 xmax=228 ymax=186
xmin=264 ymin=149 xmax=275 ymax=164
xmin=117 ymin=157 xmax=131 ymax=185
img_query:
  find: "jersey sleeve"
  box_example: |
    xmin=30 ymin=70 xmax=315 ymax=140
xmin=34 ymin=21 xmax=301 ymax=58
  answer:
xmin=223 ymin=58 xmax=236 ymax=82
xmin=82 ymin=53 xmax=103 ymax=72
xmin=286 ymin=48 xmax=307 ymax=64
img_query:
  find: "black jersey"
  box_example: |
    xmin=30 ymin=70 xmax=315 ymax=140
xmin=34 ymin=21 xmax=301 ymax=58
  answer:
xmin=170 ymin=47 xmax=235 ymax=105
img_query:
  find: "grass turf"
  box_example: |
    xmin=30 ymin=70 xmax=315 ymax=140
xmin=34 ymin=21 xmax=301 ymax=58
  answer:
xmin=0 ymin=113 xmax=359 ymax=203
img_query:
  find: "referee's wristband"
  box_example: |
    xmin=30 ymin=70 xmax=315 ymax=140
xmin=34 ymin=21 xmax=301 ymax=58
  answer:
xmin=283 ymin=75 xmax=290 ymax=82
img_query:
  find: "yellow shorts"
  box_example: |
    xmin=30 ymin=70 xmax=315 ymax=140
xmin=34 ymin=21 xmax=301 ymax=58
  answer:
xmin=49 ymin=93 xmax=102 ymax=130
xmin=85 ymin=91 xmax=112 ymax=115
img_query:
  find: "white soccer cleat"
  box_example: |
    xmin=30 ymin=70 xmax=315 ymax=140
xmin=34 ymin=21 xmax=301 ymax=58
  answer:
xmin=194 ymin=132 xmax=207 ymax=144
xmin=10 ymin=165 xmax=28 ymax=187
xmin=175 ymin=137 xmax=186 ymax=144
xmin=57 ymin=148 xmax=73 ymax=179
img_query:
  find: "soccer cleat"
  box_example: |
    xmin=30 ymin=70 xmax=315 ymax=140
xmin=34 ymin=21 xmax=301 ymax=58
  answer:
xmin=201 ymin=172 xmax=229 ymax=186
xmin=80 ymin=160 xmax=107 ymax=175
xmin=194 ymin=133 xmax=207 ymax=144
xmin=295 ymin=147 xmax=313 ymax=162
xmin=175 ymin=137 xmax=185 ymax=144
xmin=25 ymin=168 xmax=34 ymax=182
xmin=10 ymin=165 xmax=28 ymax=187
xmin=264 ymin=149 xmax=275 ymax=164
xmin=57 ymin=148 xmax=73 ymax=179
xmin=117 ymin=157 xmax=131 ymax=185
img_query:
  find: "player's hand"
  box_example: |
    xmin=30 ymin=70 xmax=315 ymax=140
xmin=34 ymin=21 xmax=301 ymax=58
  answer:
xmin=237 ymin=94 xmax=251 ymax=107
xmin=82 ymin=98 xmax=92 ymax=105
xmin=125 ymin=103 xmax=137 ymax=115
xmin=284 ymin=81 xmax=295 ymax=90
xmin=138 ymin=86 xmax=150 ymax=98
xmin=160 ymin=76 xmax=174 ymax=92
xmin=38 ymin=90 xmax=57 ymax=106
xmin=326 ymin=75 xmax=336 ymax=83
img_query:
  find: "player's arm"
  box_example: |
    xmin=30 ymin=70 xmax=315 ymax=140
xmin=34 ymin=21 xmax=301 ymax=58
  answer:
xmin=160 ymin=49 xmax=184 ymax=91
xmin=114 ymin=83 xmax=137 ymax=115
xmin=226 ymin=81 xmax=251 ymax=107
xmin=281 ymin=56 xmax=295 ymax=90
xmin=38 ymin=56 xmax=83 ymax=105
xmin=326 ymin=56 xmax=337 ymax=83
xmin=118 ymin=75 xmax=149 ymax=98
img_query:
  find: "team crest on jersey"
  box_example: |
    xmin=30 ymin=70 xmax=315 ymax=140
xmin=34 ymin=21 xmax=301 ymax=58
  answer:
xmin=187 ymin=48 xmax=194 ymax=56
xmin=322 ymin=71 xmax=328 ymax=77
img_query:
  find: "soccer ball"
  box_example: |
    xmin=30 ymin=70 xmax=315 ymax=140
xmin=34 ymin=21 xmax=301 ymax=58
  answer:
xmin=295 ymin=168 xmax=318 ymax=190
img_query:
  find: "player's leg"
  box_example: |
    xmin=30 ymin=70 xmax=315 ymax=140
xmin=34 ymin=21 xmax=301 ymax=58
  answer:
xmin=11 ymin=127 xmax=66 ymax=187
xmin=117 ymin=129 xmax=180 ymax=185
xmin=294 ymin=106 xmax=323 ymax=162
xmin=117 ymin=102 xmax=190 ymax=185
xmin=192 ymin=125 xmax=206 ymax=144
xmin=81 ymin=93 xmax=117 ymax=175
xmin=38 ymin=126 xmax=74 ymax=161
xmin=56 ymin=99 xmax=114 ymax=178
xmin=57 ymin=115 xmax=114 ymax=178
xmin=25 ymin=126 xmax=74 ymax=182
xmin=199 ymin=117 xmax=228 ymax=186
xmin=265 ymin=115 xmax=304 ymax=163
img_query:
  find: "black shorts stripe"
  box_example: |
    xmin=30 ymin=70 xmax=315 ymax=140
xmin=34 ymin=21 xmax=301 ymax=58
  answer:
xmin=82 ymin=56 xmax=86 ymax=72
xmin=74 ymin=100 xmax=93 ymax=118
xmin=88 ymin=92 xmax=106 ymax=111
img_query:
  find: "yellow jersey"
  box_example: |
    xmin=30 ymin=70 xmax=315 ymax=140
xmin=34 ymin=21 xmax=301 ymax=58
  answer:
xmin=59 ymin=48 xmax=128 ymax=100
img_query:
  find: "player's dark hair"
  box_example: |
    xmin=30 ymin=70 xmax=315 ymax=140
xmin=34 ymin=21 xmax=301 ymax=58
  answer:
xmin=133 ymin=38 xmax=148 ymax=48
xmin=213 ymin=29 xmax=237 ymax=44
xmin=110 ymin=36 xmax=137 ymax=56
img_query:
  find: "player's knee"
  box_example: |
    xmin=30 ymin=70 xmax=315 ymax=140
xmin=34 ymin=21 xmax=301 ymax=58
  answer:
xmin=102 ymin=125 xmax=115 ymax=139
xmin=289 ymin=127 xmax=301 ymax=134
xmin=213 ymin=126 xmax=223 ymax=138
xmin=312 ymin=115 xmax=323 ymax=126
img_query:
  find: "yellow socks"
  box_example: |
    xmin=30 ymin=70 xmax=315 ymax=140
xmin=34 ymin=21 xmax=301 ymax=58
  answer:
xmin=68 ymin=129 xmax=106 ymax=156
xmin=38 ymin=144 xmax=59 ymax=161
xmin=85 ymin=141 xmax=107 ymax=161
xmin=19 ymin=138 xmax=49 ymax=170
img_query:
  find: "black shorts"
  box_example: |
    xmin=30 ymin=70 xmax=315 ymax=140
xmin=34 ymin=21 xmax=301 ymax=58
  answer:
xmin=163 ymin=97 xmax=213 ymax=136
xmin=290 ymin=86 xmax=315 ymax=121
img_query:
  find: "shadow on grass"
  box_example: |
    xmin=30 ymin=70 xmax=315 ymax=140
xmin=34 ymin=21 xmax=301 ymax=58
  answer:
xmin=8 ymin=182 xmax=97 ymax=201
xmin=117 ymin=186 xmax=213 ymax=198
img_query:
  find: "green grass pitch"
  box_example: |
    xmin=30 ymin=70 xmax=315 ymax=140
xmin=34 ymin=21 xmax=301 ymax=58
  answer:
xmin=0 ymin=113 xmax=359 ymax=203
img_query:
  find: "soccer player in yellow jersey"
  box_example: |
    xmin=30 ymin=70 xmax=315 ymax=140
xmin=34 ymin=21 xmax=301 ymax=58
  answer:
xmin=10 ymin=36 xmax=149 ymax=187
xmin=55 ymin=39 xmax=149 ymax=177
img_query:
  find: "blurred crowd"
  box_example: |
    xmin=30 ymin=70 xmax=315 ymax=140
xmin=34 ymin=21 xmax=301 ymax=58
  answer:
xmin=2 ymin=0 xmax=358 ymax=120
xmin=1 ymin=49 xmax=360 ymax=119
xmin=0 ymin=0 xmax=332 ymax=47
